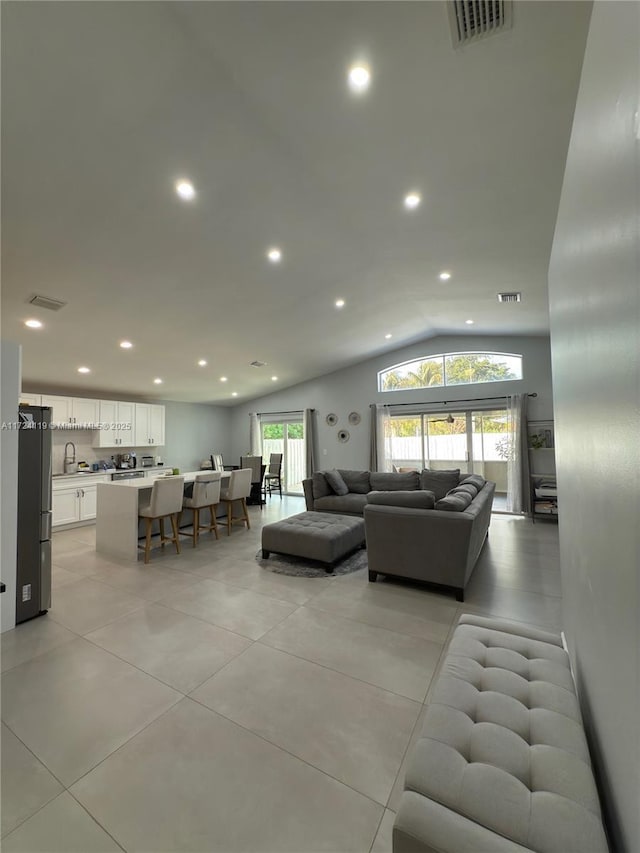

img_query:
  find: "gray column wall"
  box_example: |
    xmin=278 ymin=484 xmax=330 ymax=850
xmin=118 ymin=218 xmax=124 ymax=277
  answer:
xmin=548 ymin=3 xmax=639 ymax=850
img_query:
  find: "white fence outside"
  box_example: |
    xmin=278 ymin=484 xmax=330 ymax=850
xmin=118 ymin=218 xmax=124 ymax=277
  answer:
xmin=262 ymin=439 xmax=306 ymax=494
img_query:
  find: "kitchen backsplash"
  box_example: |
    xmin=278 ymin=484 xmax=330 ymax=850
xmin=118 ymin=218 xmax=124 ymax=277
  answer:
xmin=52 ymin=430 xmax=162 ymax=475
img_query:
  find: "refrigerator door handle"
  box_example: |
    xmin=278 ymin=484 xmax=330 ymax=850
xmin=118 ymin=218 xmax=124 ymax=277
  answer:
xmin=41 ymin=511 xmax=52 ymax=542
xmin=40 ymin=540 xmax=51 ymax=612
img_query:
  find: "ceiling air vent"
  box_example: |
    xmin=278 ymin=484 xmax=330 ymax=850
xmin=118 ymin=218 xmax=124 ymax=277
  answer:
xmin=250 ymin=360 xmax=267 ymax=368
xmin=448 ymin=0 xmax=512 ymax=47
xmin=27 ymin=294 xmax=67 ymax=311
xmin=497 ymin=292 xmax=521 ymax=303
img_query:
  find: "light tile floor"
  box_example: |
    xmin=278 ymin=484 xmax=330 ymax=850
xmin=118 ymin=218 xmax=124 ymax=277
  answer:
xmin=1 ymin=497 xmax=561 ymax=852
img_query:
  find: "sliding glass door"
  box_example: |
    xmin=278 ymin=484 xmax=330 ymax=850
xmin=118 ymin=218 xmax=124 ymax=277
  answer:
xmin=261 ymin=418 xmax=305 ymax=495
xmin=388 ymin=409 xmax=510 ymax=508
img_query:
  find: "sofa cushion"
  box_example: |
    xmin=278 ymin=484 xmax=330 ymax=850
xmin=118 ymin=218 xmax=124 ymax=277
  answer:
xmin=435 ymin=491 xmax=473 ymax=512
xmin=459 ymin=474 xmax=486 ymax=491
xmin=324 ymin=469 xmax=349 ymax=496
xmin=420 ymin=469 xmax=461 ymax=500
xmin=449 ymin=483 xmax=479 ymax=499
xmin=312 ymin=472 xmax=332 ymax=500
xmin=370 ymin=471 xmax=420 ymax=491
xmin=314 ymin=493 xmax=369 ymax=515
xmin=367 ymin=490 xmax=436 ymax=509
xmin=338 ymin=469 xmax=371 ymax=494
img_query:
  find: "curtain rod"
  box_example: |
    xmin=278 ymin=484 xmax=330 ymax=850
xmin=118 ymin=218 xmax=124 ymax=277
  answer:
xmin=369 ymin=393 xmax=536 ymax=409
xmin=255 ymin=408 xmax=315 ymax=416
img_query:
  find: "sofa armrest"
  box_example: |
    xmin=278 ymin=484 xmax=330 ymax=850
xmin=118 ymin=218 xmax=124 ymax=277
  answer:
xmin=302 ymin=478 xmax=315 ymax=511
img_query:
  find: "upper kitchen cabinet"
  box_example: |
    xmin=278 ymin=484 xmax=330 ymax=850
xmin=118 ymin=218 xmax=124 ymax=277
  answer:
xmin=40 ymin=395 xmax=100 ymax=426
xmin=92 ymin=400 xmax=136 ymax=447
xmin=19 ymin=393 xmax=42 ymax=406
xmin=134 ymin=403 xmax=165 ymax=446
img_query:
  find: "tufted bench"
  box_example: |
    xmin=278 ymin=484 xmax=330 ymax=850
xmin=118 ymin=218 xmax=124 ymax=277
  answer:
xmin=394 ymin=614 xmax=609 ymax=853
xmin=261 ymin=511 xmax=365 ymax=570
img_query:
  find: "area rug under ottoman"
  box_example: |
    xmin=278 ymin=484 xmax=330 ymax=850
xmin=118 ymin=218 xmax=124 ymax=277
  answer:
xmin=260 ymin=511 xmax=366 ymax=572
xmin=256 ymin=547 xmax=367 ymax=578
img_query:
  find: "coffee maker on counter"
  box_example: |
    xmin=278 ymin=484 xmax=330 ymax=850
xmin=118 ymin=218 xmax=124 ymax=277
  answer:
xmin=115 ymin=452 xmax=136 ymax=469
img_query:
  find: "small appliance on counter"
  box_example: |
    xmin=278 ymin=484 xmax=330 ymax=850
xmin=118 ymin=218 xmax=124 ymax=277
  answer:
xmin=141 ymin=456 xmax=154 ymax=468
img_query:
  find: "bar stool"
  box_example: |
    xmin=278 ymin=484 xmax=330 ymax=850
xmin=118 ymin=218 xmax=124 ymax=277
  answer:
xmin=138 ymin=476 xmax=185 ymax=564
xmin=181 ymin=471 xmax=222 ymax=547
xmin=219 ymin=468 xmax=252 ymax=535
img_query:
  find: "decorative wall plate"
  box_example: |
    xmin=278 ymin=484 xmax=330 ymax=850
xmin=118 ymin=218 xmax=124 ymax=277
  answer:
xmin=348 ymin=411 xmax=361 ymax=426
xmin=326 ymin=413 xmax=338 ymax=426
xmin=337 ymin=429 xmax=350 ymax=443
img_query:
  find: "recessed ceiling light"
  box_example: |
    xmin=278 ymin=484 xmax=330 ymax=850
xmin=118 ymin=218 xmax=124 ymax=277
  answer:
xmin=348 ymin=64 xmax=371 ymax=94
xmin=220 ymin=376 xmax=228 ymax=382
xmin=335 ymin=299 xmax=345 ymax=308
xmin=198 ymin=359 xmax=207 ymax=367
xmin=77 ymin=366 xmax=90 ymax=374
xmin=271 ymin=376 xmax=278 ymax=381
xmin=267 ymin=247 xmax=282 ymax=263
xmin=404 ymin=192 xmax=421 ymax=210
xmin=439 ymin=271 xmax=452 ymax=281
xmin=120 ymin=340 xmax=133 ymax=349
xmin=175 ymin=180 xmax=196 ymax=201
xmin=385 ymin=333 xmax=393 ymax=339
xmin=465 ymin=319 xmax=475 ymax=325
xmin=231 ymin=392 xmax=238 ymax=397
xmin=153 ymin=377 xmax=163 ymax=384
xmin=24 ymin=319 xmax=43 ymax=329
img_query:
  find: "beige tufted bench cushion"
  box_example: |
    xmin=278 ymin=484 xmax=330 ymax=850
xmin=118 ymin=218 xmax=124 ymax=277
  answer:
xmin=394 ymin=614 xmax=609 ymax=853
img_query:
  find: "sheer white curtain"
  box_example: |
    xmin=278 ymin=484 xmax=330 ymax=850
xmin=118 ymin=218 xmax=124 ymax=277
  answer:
xmin=369 ymin=404 xmax=394 ymax=472
xmin=506 ymin=394 xmax=530 ymax=513
xmin=248 ymin=413 xmax=261 ymax=456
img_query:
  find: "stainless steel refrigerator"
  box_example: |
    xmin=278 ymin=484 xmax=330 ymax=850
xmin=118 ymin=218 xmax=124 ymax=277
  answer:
xmin=16 ymin=405 xmax=52 ymax=623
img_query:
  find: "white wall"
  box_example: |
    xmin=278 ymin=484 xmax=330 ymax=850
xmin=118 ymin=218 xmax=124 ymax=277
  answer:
xmin=230 ymin=334 xmax=554 ymax=470
xmin=1 ymin=341 xmax=21 ymax=632
xmin=548 ymin=3 xmax=639 ymax=850
xmin=161 ymin=400 xmax=232 ymax=472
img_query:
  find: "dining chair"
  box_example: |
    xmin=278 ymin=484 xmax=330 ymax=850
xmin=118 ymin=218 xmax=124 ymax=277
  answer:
xmin=219 ymin=468 xmax=252 ymax=535
xmin=138 ymin=476 xmax=185 ymax=564
xmin=264 ymin=452 xmax=283 ymax=499
xmin=181 ymin=471 xmax=222 ymax=547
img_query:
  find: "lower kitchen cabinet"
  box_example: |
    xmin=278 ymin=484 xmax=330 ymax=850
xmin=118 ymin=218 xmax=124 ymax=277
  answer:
xmin=52 ymin=476 xmax=107 ymax=527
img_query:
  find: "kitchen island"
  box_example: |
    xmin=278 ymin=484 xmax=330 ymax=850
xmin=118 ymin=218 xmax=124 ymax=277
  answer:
xmin=96 ymin=471 xmax=231 ymax=561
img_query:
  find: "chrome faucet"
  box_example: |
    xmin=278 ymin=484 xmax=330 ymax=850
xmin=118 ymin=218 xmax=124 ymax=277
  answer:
xmin=64 ymin=441 xmax=77 ymax=474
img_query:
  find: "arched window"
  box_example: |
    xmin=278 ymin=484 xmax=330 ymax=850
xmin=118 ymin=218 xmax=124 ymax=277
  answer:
xmin=378 ymin=352 xmax=522 ymax=392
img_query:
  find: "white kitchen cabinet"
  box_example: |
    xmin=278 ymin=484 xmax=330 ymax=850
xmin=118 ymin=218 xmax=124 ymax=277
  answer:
xmin=52 ymin=475 xmax=107 ymax=527
xmin=41 ymin=394 xmax=73 ymax=426
xmin=39 ymin=394 xmax=99 ymax=427
xmin=19 ymin=393 xmax=42 ymax=406
xmin=71 ymin=397 xmax=100 ymax=426
xmin=92 ymin=400 xmax=136 ymax=448
xmin=135 ymin=403 xmax=165 ymax=446
xmin=52 ymin=487 xmax=80 ymax=526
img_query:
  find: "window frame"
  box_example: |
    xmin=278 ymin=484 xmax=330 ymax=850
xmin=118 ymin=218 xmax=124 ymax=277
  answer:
xmin=377 ymin=351 xmax=523 ymax=393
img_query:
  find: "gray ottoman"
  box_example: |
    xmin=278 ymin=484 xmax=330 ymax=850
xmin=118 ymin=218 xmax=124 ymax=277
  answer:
xmin=261 ymin=511 xmax=365 ymax=571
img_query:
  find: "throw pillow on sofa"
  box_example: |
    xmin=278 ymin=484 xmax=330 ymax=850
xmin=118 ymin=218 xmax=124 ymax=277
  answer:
xmin=419 ymin=469 xmax=460 ymax=500
xmin=339 ymin=469 xmax=371 ymax=494
xmin=312 ymin=472 xmax=333 ymax=500
xmin=435 ymin=491 xmax=474 ymax=512
xmin=370 ymin=471 xmax=420 ymax=491
xmin=449 ymin=483 xmax=478 ymax=499
xmin=366 ymin=490 xmax=436 ymax=509
xmin=324 ymin=469 xmax=349 ymax=496
xmin=459 ymin=473 xmax=486 ymax=491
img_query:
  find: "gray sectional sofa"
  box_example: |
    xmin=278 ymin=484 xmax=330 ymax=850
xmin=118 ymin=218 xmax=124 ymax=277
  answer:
xmin=302 ymin=468 xmax=495 ymax=600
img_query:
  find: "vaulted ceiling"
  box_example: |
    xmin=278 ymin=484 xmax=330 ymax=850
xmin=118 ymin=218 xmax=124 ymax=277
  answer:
xmin=2 ymin=1 xmax=592 ymax=403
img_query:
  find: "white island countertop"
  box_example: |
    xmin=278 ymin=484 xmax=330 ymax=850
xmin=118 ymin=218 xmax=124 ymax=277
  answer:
xmin=96 ymin=471 xmax=231 ymax=560
xmin=107 ymin=470 xmax=230 ymax=489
